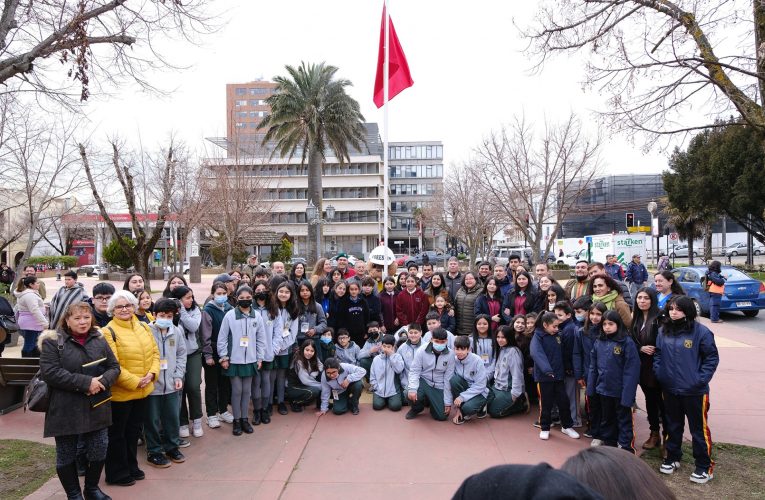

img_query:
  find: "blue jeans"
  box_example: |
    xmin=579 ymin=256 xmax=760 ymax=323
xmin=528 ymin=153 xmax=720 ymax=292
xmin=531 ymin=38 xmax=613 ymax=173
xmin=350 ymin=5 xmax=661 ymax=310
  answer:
xmin=709 ymin=293 xmax=722 ymax=321
xmin=20 ymin=329 xmax=41 ymax=356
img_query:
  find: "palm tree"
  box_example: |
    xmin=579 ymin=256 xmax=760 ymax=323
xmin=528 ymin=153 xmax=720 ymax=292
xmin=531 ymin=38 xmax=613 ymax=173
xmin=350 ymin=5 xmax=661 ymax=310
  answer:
xmin=258 ymin=62 xmax=366 ymax=262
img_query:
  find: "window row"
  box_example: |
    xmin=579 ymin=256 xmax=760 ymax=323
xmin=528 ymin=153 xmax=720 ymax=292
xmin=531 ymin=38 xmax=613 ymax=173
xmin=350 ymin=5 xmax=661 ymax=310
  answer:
xmin=245 ymin=164 xmax=380 ymax=176
xmin=235 ymin=88 xmax=273 ymax=96
xmin=389 ymin=164 xmax=443 ymax=178
xmin=389 ymin=144 xmax=443 ymax=160
xmin=234 ymin=99 xmax=270 ymax=107
xmin=389 ymin=183 xmax=437 ymax=195
xmin=236 ymin=111 xmax=269 ymax=119
xmin=265 ymin=187 xmax=379 ymax=200
xmin=269 ymin=210 xmax=380 ymax=224
xmin=390 ymin=201 xmax=425 ymax=213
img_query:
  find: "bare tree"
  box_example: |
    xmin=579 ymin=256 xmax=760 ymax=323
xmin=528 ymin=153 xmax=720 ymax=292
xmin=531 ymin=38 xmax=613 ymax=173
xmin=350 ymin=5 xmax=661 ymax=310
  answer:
xmin=170 ymin=160 xmax=208 ymax=269
xmin=0 ymin=203 xmax=27 ymax=257
xmin=475 ymin=114 xmax=601 ymax=263
xmin=425 ymin=164 xmax=502 ymax=268
xmin=0 ymin=0 xmax=216 ymax=103
xmin=524 ymin=1 xmax=765 ymax=147
xmin=1 ymin=104 xmax=85 ymax=273
xmin=80 ymin=139 xmax=179 ymax=290
xmin=199 ymin=152 xmax=276 ymax=270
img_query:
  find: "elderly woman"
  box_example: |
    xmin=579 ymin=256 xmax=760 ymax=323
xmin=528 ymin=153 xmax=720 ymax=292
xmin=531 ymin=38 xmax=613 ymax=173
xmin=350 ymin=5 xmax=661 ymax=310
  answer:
xmin=102 ymin=290 xmax=160 ymax=487
xmin=39 ymin=302 xmax=120 ymax=500
xmin=587 ymin=274 xmax=632 ymax=328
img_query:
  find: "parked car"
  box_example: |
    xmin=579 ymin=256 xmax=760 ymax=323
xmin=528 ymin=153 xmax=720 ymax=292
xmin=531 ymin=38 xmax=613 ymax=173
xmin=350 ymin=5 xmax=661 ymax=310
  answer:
xmin=723 ymin=242 xmax=749 ymax=257
xmin=757 ymin=245 xmax=765 ymax=256
xmin=668 ymin=244 xmax=699 ymax=259
xmin=404 ymin=251 xmax=445 ymax=268
xmin=672 ymin=266 xmax=765 ymax=317
xmin=394 ymin=254 xmax=409 ymax=267
xmin=76 ymin=265 xmax=108 ymax=277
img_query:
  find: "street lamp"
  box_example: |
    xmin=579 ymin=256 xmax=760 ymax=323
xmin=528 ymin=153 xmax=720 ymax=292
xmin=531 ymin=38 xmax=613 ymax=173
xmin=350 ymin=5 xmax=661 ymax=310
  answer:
xmin=306 ymin=200 xmax=335 ymax=262
xmin=647 ymin=201 xmax=659 ymax=265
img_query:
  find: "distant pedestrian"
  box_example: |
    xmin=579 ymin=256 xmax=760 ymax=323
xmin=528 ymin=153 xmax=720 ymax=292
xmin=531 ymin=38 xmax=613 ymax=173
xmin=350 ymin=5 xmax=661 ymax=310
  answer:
xmin=704 ymin=261 xmax=726 ymax=323
xmin=626 ymin=254 xmax=649 ymax=298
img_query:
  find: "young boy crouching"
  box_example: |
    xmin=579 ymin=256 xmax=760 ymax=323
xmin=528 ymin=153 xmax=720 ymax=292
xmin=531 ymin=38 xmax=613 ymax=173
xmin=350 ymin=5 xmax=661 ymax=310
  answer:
xmin=451 ymin=335 xmax=489 ymax=424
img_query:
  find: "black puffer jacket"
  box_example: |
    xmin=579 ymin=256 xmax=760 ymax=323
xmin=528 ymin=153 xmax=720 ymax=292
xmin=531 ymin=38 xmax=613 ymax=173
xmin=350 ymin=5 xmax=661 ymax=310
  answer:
xmin=39 ymin=328 xmax=120 ymax=437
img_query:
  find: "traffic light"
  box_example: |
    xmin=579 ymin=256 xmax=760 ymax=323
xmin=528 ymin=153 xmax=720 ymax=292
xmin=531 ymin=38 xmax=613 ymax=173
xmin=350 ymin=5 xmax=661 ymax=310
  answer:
xmin=626 ymin=213 xmax=635 ymax=228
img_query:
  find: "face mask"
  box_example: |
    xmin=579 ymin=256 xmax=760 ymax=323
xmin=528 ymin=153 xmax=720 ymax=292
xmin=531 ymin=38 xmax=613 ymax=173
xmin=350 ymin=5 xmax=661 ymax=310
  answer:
xmin=432 ymin=342 xmax=446 ymax=352
xmin=320 ymin=336 xmax=332 ymax=344
xmin=575 ymin=314 xmax=586 ymax=322
xmin=214 ymin=295 xmax=228 ymax=305
xmin=238 ymin=299 xmax=253 ymax=308
xmin=156 ymin=318 xmax=173 ymax=329
xmin=254 ymin=292 xmax=268 ymax=301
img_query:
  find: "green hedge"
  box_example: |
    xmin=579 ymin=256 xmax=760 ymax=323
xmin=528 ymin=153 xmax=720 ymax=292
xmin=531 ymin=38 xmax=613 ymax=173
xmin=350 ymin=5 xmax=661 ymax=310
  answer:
xmin=26 ymin=256 xmax=78 ymax=268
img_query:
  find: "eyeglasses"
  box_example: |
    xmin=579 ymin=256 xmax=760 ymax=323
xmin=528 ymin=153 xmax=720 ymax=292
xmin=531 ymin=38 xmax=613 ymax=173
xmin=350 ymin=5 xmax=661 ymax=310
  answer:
xmin=113 ymin=304 xmax=135 ymax=311
xmin=94 ymin=296 xmax=111 ymax=302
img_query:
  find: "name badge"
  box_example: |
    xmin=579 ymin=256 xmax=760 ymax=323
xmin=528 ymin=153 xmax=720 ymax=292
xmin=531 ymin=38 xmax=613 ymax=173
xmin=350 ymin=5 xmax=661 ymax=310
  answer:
xmin=332 ymin=389 xmax=339 ymax=400
xmin=301 ymin=322 xmax=309 ymax=333
xmin=480 ymin=354 xmax=489 ymax=362
xmin=240 ymin=337 xmax=249 ymax=348
xmin=160 ymin=359 xmax=168 ymax=370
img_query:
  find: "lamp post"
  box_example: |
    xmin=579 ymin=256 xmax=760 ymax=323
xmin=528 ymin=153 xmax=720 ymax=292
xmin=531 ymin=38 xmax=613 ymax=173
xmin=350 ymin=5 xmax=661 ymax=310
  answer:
xmin=647 ymin=201 xmax=659 ymax=265
xmin=306 ymin=200 xmax=335 ymax=263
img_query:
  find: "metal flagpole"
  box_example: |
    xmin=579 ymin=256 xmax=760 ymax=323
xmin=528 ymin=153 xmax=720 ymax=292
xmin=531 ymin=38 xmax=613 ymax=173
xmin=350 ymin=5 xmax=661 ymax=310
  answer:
xmin=383 ymin=0 xmax=390 ymax=276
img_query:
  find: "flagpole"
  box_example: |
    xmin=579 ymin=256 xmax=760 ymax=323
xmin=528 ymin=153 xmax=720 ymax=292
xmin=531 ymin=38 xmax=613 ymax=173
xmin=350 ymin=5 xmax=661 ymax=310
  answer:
xmin=383 ymin=0 xmax=390 ymax=276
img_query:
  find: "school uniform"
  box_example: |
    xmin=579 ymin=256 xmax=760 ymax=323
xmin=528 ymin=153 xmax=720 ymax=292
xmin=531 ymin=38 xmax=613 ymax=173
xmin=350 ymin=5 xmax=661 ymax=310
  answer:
xmin=450 ymin=352 xmax=489 ymax=418
xmin=362 ymin=292 xmax=383 ymax=326
xmin=379 ymin=290 xmax=398 ymax=333
xmin=407 ymin=342 xmax=456 ymax=421
xmin=587 ymin=330 xmax=640 ymax=452
xmin=422 ymin=329 xmax=455 ymax=350
xmin=358 ymin=336 xmax=382 ymax=378
xmin=251 ymin=305 xmax=282 ymax=415
xmin=286 ymin=360 xmax=323 ymax=407
xmin=397 ymin=339 xmax=424 ymax=404
xmin=319 ymin=363 xmax=366 ymax=415
xmin=335 ymin=341 xmax=361 ymax=365
xmin=146 ymin=323 xmax=187 ymax=455
xmin=273 ymin=309 xmax=299 ymax=405
xmin=470 ymin=336 xmax=495 ymax=383
xmin=370 ymin=352 xmax=404 ymax=411
xmin=573 ymin=324 xmax=599 ymax=433
xmin=488 ymin=346 xmax=527 ymax=417
xmin=654 ymin=321 xmax=719 ymax=476
xmin=559 ymin=318 xmax=581 ymax=427
xmin=530 ymin=328 xmax=573 ymax=431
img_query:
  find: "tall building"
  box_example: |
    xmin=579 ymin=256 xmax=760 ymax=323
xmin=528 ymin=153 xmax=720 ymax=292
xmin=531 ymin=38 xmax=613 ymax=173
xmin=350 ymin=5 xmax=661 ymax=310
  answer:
xmin=225 ymin=80 xmax=277 ymax=141
xmin=388 ymin=141 xmax=444 ymax=254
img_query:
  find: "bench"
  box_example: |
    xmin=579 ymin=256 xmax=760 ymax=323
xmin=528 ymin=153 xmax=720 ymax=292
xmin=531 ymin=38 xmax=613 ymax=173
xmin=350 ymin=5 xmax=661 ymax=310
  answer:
xmin=0 ymin=357 xmax=39 ymax=414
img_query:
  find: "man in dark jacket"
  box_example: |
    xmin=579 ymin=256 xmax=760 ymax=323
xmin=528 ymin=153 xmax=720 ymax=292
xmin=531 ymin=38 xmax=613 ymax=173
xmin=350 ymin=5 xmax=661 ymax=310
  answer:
xmin=625 ymin=254 xmax=649 ymax=298
xmin=88 ymin=283 xmax=115 ymax=328
xmin=444 ymin=257 xmax=463 ymax=303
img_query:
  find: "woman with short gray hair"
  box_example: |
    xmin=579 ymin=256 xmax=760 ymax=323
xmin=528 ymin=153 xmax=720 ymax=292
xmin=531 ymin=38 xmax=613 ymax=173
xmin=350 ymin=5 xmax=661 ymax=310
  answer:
xmin=106 ymin=290 xmax=138 ymax=317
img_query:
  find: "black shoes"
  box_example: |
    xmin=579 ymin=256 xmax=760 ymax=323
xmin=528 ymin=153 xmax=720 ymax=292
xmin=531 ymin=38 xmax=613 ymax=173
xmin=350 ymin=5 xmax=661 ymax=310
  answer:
xmin=83 ymin=460 xmax=111 ymax=500
xmin=130 ymin=469 xmax=145 ymax=481
xmin=405 ymin=408 xmax=422 ymax=420
xmin=147 ymin=453 xmax=171 ymax=468
xmin=261 ymin=409 xmax=271 ymax=424
xmin=278 ymin=402 xmax=289 ymax=415
xmin=291 ymin=403 xmax=303 ymax=413
xmin=232 ymin=419 xmax=243 ymax=436
xmin=106 ymin=476 xmax=135 ymax=487
xmin=252 ymin=410 xmax=262 ymax=425
xmin=165 ymin=449 xmax=186 ymax=463
xmin=240 ymin=418 xmax=254 ymax=434
xmin=351 ymin=406 xmax=360 ymax=415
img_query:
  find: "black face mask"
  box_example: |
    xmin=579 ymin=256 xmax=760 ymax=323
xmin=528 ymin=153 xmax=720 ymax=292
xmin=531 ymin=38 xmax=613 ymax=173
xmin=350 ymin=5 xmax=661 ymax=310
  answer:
xmin=254 ymin=292 xmax=268 ymax=301
xmin=238 ymin=299 xmax=253 ymax=308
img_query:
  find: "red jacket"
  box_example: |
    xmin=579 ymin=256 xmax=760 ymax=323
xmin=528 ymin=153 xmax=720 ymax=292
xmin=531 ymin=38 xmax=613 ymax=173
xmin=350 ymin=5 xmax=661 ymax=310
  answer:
xmin=396 ymin=288 xmax=429 ymax=326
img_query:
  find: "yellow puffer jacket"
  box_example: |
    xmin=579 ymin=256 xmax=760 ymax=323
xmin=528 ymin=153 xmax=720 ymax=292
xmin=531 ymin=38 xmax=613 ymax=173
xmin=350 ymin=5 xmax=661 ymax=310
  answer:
xmin=102 ymin=316 xmax=160 ymax=402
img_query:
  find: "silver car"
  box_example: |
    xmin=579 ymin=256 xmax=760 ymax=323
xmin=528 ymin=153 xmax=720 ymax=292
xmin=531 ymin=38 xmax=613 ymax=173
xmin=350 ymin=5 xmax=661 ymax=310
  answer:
xmin=668 ymin=244 xmax=699 ymax=259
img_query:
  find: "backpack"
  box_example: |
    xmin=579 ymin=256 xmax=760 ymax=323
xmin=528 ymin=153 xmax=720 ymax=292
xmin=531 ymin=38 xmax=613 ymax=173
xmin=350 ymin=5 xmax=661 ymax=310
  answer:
xmin=701 ymin=273 xmax=711 ymax=291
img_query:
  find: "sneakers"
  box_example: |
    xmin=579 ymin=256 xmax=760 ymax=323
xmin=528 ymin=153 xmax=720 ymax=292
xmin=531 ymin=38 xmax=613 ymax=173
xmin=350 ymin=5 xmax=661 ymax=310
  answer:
xmin=583 ymin=428 xmax=593 ymax=439
xmin=147 ymin=453 xmax=171 ymax=468
xmin=690 ymin=469 xmax=713 ymax=484
xmin=220 ymin=411 xmax=235 ymax=424
xmin=590 ymin=439 xmax=603 ymax=447
xmin=291 ymin=403 xmax=303 ymax=413
xmin=179 ymin=425 xmax=190 ymax=438
xmin=659 ymin=460 xmax=681 ymax=475
xmin=178 ymin=439 xmax=190 ymax=448
xmin=476 ymin=407 xmax=488 ymax=419
xmin=165 ymin=449 xmax=186 ymax=464
xmin=539 ymin=430 xmax=550 ymax=440
xmin=405 ymin=408 xmax=421 ymax=420
xmin=561 ymin=427 xmax=580 ymax=439
xmin=192 ymin=419 xmax=204 ymax=438
xmin=207 ymin=415 xmax=221 ymax=429
xmin=351 ymin=405 xmax=360 ymax=415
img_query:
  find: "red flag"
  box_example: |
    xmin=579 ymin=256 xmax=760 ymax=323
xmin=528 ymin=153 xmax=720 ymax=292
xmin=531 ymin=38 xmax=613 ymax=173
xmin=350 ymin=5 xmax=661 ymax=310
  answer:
xmin=373 ymin=4 xmax=413 ymax=108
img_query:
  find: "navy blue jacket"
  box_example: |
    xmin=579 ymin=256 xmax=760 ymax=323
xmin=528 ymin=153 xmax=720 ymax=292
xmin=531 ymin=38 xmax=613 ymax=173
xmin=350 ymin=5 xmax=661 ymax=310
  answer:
xmin=530 ymin=328 xmax=565 ymax=382
xmin=496 ymin=275 xmax=513 ymax=297
xmin=558 ymin=318 xmax=577 ymax=375
xmin=587 ymin=331 xmax=640 ymax=407
xmin=653 ymin=321 xmax=719 ymax=396
xmin=573 ymin=324 xmax=598 ymax=381
xmin=626 ymin=261 xmax=648 ymax=284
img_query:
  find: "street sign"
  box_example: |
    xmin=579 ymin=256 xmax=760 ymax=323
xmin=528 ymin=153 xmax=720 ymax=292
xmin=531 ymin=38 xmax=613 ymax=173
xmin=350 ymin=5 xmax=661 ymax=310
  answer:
xmin=669 ymin=232 xmax=679 ymax=241
xmin=627 ymin=226 xmax=651 ymax=233
xmin=394 ymin=240 xmax=404 ymax=244
xmin=585 ymin=236 xmax=592 ymax=244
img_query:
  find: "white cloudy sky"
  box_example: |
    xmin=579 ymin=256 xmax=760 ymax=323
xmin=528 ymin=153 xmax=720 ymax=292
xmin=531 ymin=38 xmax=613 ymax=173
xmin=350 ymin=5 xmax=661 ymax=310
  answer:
xmin=79 ymin=0 xmax=674 ymax=173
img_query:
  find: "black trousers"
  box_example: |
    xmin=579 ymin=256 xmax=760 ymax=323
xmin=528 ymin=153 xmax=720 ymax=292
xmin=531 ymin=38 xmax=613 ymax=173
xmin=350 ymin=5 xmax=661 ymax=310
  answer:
xmin=640 ymin=384 xmax=667 ymax=435
xmin=663 ymin=392 xmax=714 ymax=474
xmin=105 ymin=398 xmax=146 ymax=483
xmin=596 ymin=395 xmax=635 ymax=453
xmin=537 ymin=381 xmax=572 ymax=431
xmin=203 ymin=362 xmax=231 ymax=417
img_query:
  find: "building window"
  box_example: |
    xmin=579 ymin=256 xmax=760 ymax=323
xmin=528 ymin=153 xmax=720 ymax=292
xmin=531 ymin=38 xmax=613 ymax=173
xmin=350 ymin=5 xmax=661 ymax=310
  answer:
xmin=235 ymin=99 xmax=247 ymax=107
xmin=249 ymin=88 xmax=272 ymax=95
xmin=235 ymin=88 xmax=246 ymax=95
xmin=235 ymin=122 xmax=246 ymax=128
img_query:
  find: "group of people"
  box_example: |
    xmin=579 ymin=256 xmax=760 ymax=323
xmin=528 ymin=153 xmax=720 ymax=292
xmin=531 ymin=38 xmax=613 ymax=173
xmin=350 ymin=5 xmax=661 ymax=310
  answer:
xmin=17 ymin=250 xmax=724 ymax=499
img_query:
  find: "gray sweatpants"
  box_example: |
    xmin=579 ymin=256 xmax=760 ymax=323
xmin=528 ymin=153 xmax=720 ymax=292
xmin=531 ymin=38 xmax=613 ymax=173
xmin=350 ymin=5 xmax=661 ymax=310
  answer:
xmin=564 ymin=375 xmax=581 ymax=427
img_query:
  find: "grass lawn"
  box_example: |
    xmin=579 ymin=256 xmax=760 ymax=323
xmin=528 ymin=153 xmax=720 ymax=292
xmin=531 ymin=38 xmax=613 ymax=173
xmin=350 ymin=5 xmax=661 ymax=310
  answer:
xmin=0 ymin=439 xmax=56 ymax=500
xmin=641 ymin=441 xmax=765 ymax=499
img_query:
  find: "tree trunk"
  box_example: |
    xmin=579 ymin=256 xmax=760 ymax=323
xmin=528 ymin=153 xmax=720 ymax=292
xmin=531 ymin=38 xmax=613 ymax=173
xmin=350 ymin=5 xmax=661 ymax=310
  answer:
xmin=687 ymin=225 xmax=695 ymax=266
xmin=226 ymin=253 xmax=233 ymax=270
xmin=136 ymin=251 xmax=152 ymax=293
xmin=703 ymin=224 xmax=713 ymax=262
xmin=307 ymin=146 xmax=323 ymax=265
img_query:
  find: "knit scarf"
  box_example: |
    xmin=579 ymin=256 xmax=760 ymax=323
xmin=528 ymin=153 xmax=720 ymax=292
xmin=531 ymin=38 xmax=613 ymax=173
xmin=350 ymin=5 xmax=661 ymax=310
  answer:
xmin=595 ymin=290 xmax=619 ymax=310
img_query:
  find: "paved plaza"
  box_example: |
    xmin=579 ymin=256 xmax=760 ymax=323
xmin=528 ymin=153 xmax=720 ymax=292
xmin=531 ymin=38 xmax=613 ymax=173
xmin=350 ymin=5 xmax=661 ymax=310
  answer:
xmin=2 ymin=275 xmax=763 ymax=499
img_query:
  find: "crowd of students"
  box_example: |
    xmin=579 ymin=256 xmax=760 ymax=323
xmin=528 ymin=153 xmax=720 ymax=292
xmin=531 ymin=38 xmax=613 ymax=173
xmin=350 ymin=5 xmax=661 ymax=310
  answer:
xmin=31 ymin=251 xmax=722 ymax=499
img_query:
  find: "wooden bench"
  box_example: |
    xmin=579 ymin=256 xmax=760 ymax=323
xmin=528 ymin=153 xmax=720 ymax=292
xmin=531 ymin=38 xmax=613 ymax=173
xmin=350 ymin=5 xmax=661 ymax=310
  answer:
xmin=0 ymin=357 xmax=39 ymax=414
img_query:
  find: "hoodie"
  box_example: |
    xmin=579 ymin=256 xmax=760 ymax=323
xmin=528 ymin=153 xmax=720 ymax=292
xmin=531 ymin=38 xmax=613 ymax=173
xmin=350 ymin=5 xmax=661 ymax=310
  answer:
xmin=319 ymin=363 xmax=366 ymax=412
xmin=493 ymin=346 xmax=524 ymax=398
xmin=369 ymin=352 xmax=404 ymax=398
xmin=397 ymin=339 xmax=424 ymax=388
xmin=407 ymin=342 xmax=456 ymax=405
xmin=179 ymin=306 xmax=202 ymax=353
xmin=530 ymin=328 xmax=564 ymax=382
xmin=587 ymin=330 xmax=640 ymax=407
xmin=13 ymin=289 xmax=47 ymax=330
xmin=148 ymin=322 xmax=187 ymax=395
xmin=217 ymin=307 xmax=266 ymax=366
xmin=454 ymin=352 xmax=489 ymax=401
xmin=335 ymin=341 xmax=361 ymax=365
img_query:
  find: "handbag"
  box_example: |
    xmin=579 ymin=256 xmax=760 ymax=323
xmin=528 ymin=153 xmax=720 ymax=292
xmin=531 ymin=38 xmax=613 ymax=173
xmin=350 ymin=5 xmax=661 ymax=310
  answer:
xmin=23 ymin=333 xmax=64 ymax=412
xmin=0 ymin=313 xmax=19 ymax=344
